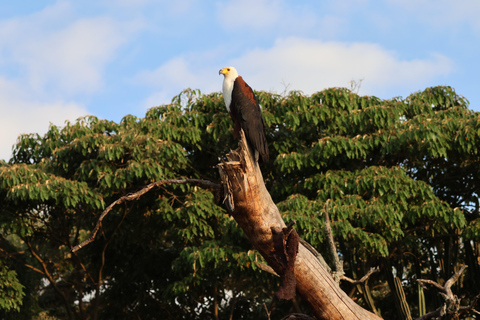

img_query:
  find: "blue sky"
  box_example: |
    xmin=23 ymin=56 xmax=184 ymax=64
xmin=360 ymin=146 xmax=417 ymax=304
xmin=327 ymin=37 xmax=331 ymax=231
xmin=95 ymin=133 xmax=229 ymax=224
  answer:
xmin=1 ymin=0 xmax=479 ymax=161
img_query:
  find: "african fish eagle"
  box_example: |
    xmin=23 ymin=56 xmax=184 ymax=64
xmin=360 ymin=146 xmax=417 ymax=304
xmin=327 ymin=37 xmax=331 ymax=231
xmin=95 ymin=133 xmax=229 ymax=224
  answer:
xmin=219 ymin=67 xmax=269 ymax=163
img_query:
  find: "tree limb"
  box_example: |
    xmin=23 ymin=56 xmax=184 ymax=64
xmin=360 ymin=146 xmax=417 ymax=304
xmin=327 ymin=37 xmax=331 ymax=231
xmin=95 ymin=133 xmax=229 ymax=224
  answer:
xmin=417 ymin=265 xmax=467 ymax=297
xmin=23 ymin=263 xmax=46 ymax=275
xmin=341 ymin=267 xmax=380 ymax=285
xmin=444 ymin=265 xmax=467 ymax=297
xmin=25 ymin=238 xmax=75 ymax=319
xmin=415 ymin=265 xmax=469 ymax=320
xmin=323 ymin=200 xmax=344 ymax=283
xmin=417 ymin=279 xmax=445 ymax=292
xmin=72 ymin=178 xmax=221 ymax=252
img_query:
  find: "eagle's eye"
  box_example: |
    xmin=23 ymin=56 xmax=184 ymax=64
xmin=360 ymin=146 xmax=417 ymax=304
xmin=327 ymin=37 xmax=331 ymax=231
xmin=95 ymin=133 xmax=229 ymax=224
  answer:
xmin=227 ymin=68 xmax=230 ymax=71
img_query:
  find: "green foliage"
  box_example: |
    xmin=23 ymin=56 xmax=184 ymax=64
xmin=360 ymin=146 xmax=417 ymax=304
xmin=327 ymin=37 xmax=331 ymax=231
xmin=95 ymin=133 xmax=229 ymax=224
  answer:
xmin=0 ymin=261 xmax=24 ymax=312
xmin=0 ymin=86 xmax=479 ymax=319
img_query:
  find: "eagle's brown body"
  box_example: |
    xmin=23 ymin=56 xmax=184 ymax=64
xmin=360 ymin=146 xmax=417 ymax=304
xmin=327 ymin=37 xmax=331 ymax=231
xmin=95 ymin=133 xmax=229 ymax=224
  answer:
xmin=219 ymin=67 xmax=269 ymax=162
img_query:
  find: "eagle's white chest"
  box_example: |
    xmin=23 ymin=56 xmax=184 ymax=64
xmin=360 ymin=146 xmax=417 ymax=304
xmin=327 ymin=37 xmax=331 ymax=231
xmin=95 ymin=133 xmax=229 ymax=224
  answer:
xmin=222 ymin=77 xmax=235 ymax=112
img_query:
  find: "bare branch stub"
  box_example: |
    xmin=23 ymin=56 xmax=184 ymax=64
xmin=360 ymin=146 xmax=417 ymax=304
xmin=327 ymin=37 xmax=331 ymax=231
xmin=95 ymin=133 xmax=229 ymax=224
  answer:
xmin=255 ymin=262 xmax=279 ymax=277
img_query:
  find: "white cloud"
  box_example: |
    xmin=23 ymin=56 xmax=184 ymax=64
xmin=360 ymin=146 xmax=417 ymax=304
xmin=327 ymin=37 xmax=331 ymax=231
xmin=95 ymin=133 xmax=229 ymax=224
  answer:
xmin=0 ymin=3 xmax=141 ymax=96
xmin=0 ymin=1 xmax=143 ymax=161
xmin=228 ymin=38 xmax=454 ymax=97
xmin=135 ymin=57 xmax=202 ymax=89
xmin=133 ymin=56 xmax=221 ymax=109
xmin=0 ymin=77 xmax=88 ymax=161
xmin=132 ymin=37 xmax=454 ymax=110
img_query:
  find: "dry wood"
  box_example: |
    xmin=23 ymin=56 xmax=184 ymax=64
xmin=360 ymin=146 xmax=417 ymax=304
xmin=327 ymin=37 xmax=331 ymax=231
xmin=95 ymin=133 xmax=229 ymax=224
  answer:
xmin=322 ymin=200 xmax=345 ymax=283
xmin=341 ymin=267 xmax=380 ymax=286
xmin=416 ymin=265 xmax=479 ymax=320
xmin=218 ymin=130 xmax=382 ymax=320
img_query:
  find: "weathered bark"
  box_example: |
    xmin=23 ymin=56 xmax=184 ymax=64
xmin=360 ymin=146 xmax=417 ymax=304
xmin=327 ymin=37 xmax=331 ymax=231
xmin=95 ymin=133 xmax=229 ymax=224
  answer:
xmin=218 ymin=131 xmax=382 ymax=320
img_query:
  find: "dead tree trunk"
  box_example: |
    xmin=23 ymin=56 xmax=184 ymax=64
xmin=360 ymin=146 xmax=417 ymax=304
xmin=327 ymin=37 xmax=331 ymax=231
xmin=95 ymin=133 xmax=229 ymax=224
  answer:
xmin=217 ymin=131 xmax=382 ymax=320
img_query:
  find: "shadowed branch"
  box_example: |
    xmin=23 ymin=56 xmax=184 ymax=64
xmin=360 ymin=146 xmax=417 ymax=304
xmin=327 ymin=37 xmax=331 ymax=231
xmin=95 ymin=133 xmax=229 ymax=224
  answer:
xmin=72 ymin=178 xmax=221 ymax=252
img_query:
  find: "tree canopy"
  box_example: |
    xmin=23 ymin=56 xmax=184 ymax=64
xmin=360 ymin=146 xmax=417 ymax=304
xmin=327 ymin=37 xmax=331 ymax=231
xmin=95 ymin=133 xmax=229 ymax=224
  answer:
xmin=0 ymin=85 xmax=479 ymax=319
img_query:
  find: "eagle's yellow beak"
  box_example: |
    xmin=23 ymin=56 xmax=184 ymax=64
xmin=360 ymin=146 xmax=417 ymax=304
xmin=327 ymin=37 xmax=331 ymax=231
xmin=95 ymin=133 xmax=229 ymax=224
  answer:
xmin=219 ymin=68 xmax=229 ymax=75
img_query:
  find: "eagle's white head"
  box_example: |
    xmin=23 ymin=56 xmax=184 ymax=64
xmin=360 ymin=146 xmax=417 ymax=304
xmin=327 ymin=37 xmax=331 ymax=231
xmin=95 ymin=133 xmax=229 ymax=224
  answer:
xmin=219 ymin=66 xmax=239 ymax=112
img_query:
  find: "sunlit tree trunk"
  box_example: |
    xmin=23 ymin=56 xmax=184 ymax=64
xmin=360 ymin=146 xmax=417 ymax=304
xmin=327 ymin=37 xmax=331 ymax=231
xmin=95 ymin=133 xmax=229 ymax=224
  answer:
xmin=218 ymin=131 xmax=382 ymax=320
